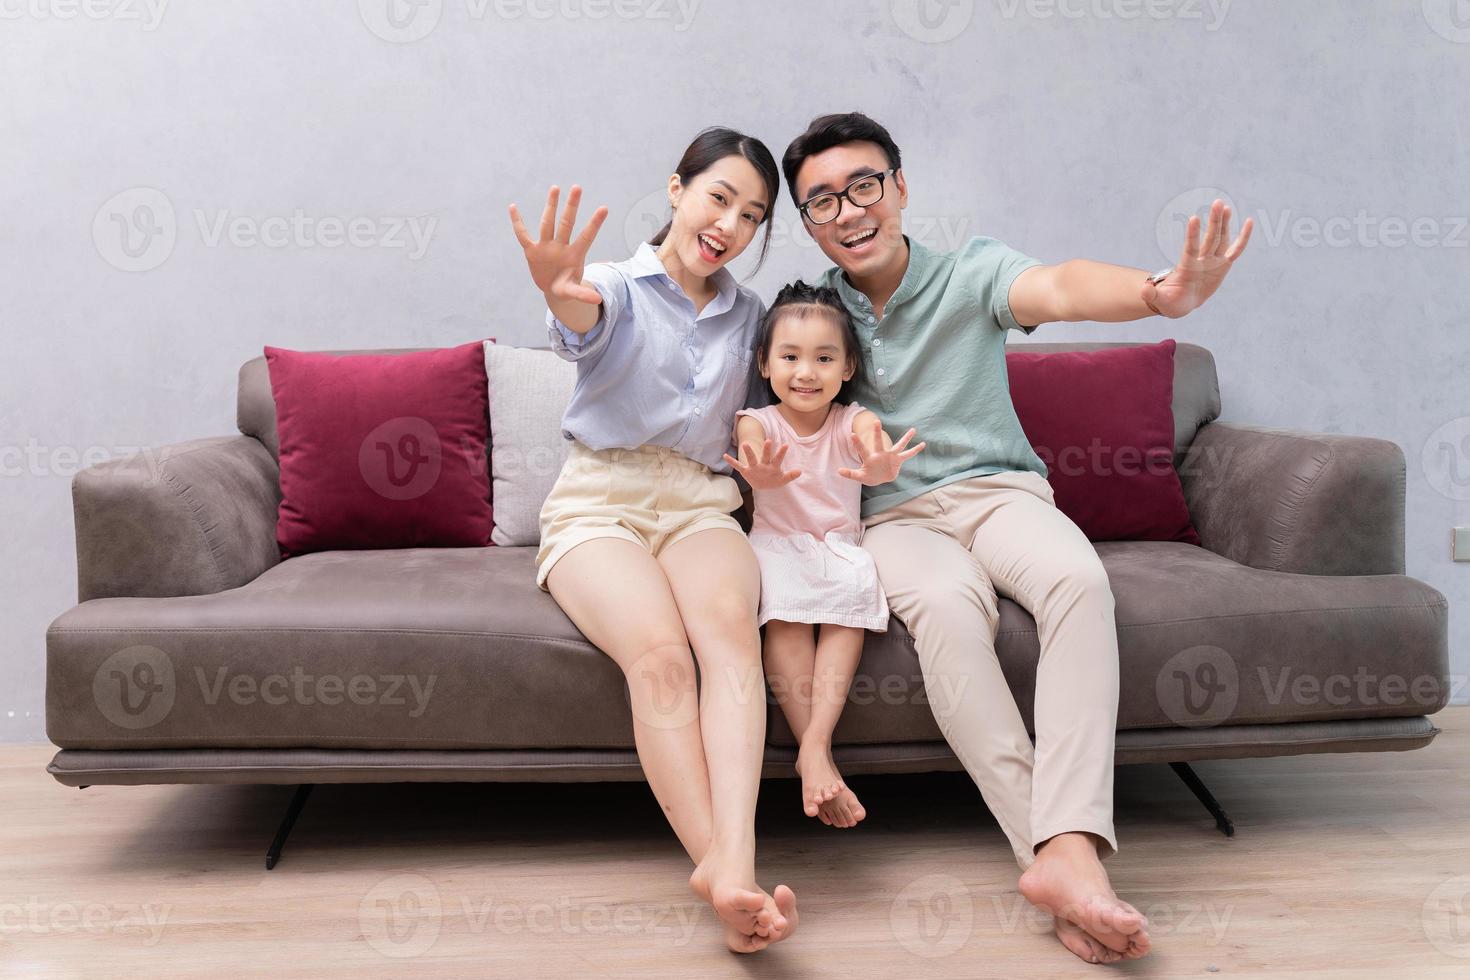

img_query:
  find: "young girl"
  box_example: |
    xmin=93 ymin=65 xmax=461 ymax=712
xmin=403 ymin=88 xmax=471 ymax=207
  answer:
xmin=724 ymin=282 xmax=925 ymax=829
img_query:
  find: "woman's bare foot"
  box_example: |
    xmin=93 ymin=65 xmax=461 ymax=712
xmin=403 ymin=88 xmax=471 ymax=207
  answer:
xmin=796 ymin=742 xmax=866 ymax=828
xmin=689 ymin=851 xmax=798 ymax=953
xmin=1017 ymin=832 xmax=1151 ymax=963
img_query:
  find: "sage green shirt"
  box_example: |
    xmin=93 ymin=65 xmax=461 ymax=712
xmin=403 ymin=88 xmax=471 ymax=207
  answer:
xmin=817 ymin=236 xmax=1048 ymax=518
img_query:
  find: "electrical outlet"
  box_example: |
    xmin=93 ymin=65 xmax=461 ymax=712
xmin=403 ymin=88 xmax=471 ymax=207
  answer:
xmin=1455 ymin=527 xmax=1470 ymax=562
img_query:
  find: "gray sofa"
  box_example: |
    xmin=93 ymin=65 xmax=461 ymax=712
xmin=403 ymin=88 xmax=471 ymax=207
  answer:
xmin=46 ymin=342 xmax=1450 ymax=846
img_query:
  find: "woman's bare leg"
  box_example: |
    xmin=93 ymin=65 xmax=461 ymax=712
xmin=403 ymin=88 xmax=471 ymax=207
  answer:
xmin=657 ymin=528 xmax=798 ymax=947
xmin=546 ymin=537 xmax=774 ymax=952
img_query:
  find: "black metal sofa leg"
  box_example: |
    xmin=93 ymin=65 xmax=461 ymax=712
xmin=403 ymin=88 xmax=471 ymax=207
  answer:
xmin=1169 ymin=762 xmax=1235 ymax=837
xmin=266 ymin=784 xmax=316 ymax=870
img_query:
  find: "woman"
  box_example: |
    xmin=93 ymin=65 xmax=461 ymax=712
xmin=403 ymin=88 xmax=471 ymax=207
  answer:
xmin=508 ymin=127 xmax=797 ymax=954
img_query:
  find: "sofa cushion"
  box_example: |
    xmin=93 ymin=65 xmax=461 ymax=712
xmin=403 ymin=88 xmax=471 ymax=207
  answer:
xmin=265 ymin=340 xmax=494 ymax=557
xmin=484 ymin=342 xmax=576 ymax=546
xmin=46 ymin=543 xmax=1447 ymax=752
xmin=1006 ymin=339 xmax=1200 ymax=544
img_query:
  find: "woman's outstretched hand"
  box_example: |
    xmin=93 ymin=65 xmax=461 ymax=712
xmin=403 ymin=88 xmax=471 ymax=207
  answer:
xmin=723 ymin=439 xmax=802 ymax=491
xmin=509 ymin=184 xmax=608 ymax=307
xmin=838 ymin=420 xmax=925 ymax=486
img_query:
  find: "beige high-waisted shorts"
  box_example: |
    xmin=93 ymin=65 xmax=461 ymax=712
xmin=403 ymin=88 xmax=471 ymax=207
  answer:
xmin=534 ymin=440 xmax=745 ymax=591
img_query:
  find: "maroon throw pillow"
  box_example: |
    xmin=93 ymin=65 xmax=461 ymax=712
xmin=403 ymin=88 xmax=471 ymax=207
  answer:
xmin=1005 ymin=339 xmax=1200 ymax=545
xmin=266 ymin=340 xmax=494 ymax=558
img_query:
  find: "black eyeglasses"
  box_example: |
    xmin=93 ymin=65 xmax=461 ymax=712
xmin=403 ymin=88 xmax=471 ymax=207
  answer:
xmin=797 ymin=169 xmax=897 ymax=225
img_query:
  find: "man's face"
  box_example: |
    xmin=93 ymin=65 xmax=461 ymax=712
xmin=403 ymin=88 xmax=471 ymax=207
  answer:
xmin=793 ymin=140 xmax=908 ymax=281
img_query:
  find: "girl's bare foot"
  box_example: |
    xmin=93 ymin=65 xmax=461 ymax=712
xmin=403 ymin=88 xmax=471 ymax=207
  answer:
xmin=689 ymin=851 xmax=798 ymax=953
xmin=795 ymin=742 xmax=866 ymax=828
xmin=1017 ymin=832 xmax=1151 ymax=963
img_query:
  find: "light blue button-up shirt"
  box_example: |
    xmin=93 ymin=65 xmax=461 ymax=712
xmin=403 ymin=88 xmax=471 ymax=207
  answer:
xmin=547 ymin=241 xmax=764 ymax=474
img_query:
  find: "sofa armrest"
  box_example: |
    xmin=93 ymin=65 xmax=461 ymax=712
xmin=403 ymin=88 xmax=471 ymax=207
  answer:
xmin=1179 ymin=422 xmax=1405 ymax=576
xmin=72 ymin=435 xmax=282 ymax=601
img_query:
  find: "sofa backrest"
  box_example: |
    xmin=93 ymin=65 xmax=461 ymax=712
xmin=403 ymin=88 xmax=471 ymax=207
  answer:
xmin=237 ymin=341 xmax=1220 ymax=466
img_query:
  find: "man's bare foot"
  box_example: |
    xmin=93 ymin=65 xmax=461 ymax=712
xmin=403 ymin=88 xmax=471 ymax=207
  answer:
xmin=796 ymin=742 xmax=866 ymax=828
xmin=1017 ymin=832 xmax=1151 ymax=963
xmin=1054 ymin=915 xmax=1122 ymax=964
xmin=690 ymin=852 xmax=798 ymax=953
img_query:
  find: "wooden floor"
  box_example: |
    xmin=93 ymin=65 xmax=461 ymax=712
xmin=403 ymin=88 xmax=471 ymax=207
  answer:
xmin=6 ymin=711 xmax=1470 ymax=979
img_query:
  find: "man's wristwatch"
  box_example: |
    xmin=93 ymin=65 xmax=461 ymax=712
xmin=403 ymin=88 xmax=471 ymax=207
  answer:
xmin=1144 ymin=266 xmax=1172 ymax=316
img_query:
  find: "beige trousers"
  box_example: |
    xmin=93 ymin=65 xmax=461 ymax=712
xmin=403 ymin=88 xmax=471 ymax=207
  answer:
xmin=861 ymin=470 xmax=1120 ymax=869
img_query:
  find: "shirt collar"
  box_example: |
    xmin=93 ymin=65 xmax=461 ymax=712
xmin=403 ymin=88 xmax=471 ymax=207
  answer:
xmin=832 ymin=235 xmax=927 ymax=314
xmin=630 ymin=240 xmax=738 ymax=319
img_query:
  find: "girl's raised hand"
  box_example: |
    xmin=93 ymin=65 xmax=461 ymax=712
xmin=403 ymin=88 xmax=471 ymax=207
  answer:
xmin=723 ymin=439 xmax=802 ymax=491
xmin=508 ymin=184 xmax=608 ymax=306
xmin=837 ymin=420 xmax=926 ymax=486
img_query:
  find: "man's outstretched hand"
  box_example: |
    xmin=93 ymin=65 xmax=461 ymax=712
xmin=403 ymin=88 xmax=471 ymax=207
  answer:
xmin=1146 ymin=198 xmax=1253 ymax=319
xmin=838 ymin=421 xmax=926 ymax=486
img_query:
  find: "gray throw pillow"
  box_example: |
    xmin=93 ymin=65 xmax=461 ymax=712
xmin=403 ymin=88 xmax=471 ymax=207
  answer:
xmin=483 ymin=341 xmax=577 ymax=546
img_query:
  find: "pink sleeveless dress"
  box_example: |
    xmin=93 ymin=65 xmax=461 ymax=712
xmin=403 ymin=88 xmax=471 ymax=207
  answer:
xmin=734 ymin=401 xmax=890 ymax=631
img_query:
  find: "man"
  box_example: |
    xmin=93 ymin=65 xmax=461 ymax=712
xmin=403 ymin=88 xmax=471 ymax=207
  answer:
xmin=782 ymin=111 xmax=1251 ymax=965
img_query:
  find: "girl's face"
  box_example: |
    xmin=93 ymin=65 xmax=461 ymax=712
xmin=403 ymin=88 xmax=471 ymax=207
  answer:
xmin=665 ymin=155 xmax=769 ymax=275
xmin=760 ymin=308 xmax=855 ymax=411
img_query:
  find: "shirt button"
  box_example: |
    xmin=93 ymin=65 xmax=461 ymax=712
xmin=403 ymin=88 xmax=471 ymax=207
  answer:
xmin=865 ymin=315 xmax=874 ymax=323
xmin=872 ymin=338 xmax=882 ymax=347
xmin=876 ymin=368 xmax=886 ymax=377
xmin=694 ymin=407 xmax=703 ymax=415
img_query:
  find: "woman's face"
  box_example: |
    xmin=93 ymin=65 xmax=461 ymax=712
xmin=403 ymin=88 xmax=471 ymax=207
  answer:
xmin=664 ymin=155 xmax=770 ymax=276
